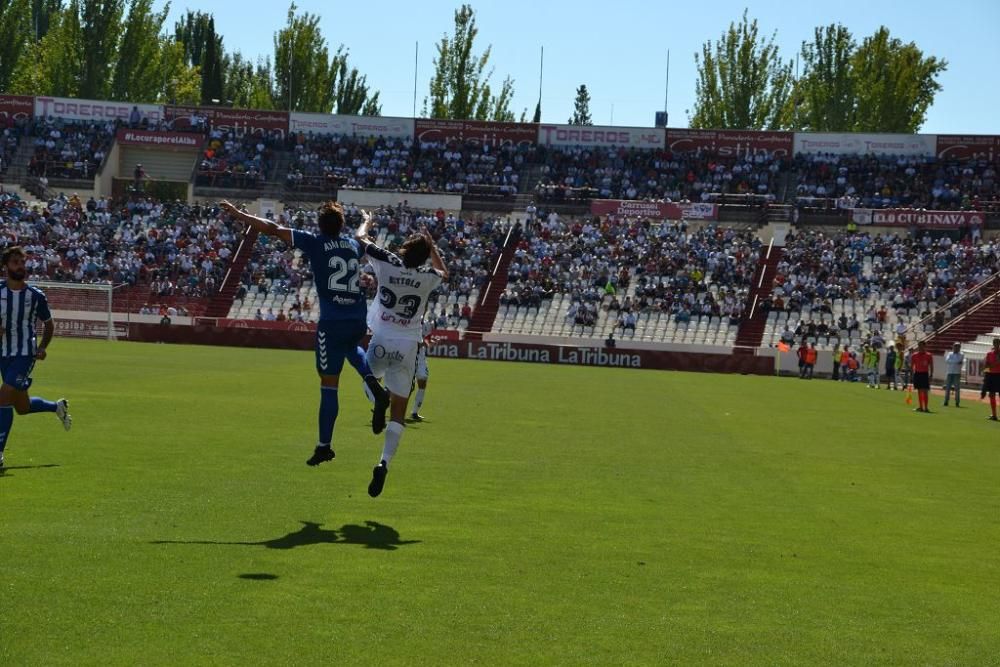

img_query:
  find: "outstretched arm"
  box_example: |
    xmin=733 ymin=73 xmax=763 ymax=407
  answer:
xmin=220 ymin=200 xmax=292 ymax=245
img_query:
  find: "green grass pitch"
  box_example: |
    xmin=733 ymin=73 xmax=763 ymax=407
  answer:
xmin=2 ymin=338 xmax=999 ymax=665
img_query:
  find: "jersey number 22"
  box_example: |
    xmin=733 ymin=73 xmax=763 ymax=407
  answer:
xmin=328 ymin=256 xmax=360 ymax=294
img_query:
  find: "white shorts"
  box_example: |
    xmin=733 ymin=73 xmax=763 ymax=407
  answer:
xmin=367 ymin=334 xmax=418 ymax=397
xmin=415 ymin=345 xmax=429 ymax=381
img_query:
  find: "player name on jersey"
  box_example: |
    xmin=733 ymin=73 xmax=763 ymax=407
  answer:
xmin=388 ymin=276 xmax=425 ymax=288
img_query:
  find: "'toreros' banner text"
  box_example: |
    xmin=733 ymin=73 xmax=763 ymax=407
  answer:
xmin=794 ymin=132 xmax=936 ymax=157
xmin=537 ymin=124 xmax=664 ymax=149
xmin=590 ymin=199 xmax=718 ymax=220
xmin=851 ymin=208 xmax=986 ymax=228
xmin=35 ymin=96 xmax=163 ymax=124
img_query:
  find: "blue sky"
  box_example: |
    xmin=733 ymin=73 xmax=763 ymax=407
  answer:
xmin=153 ymin=0 xmax=999 ymax=133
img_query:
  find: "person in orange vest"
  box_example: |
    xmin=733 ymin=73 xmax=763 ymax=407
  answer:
xmin=981 ymin=338 xmax=1000 ymax=420
xmin=797 ymin=340 xmax=809 ymax=379
xmin=804 ymin=343 xmax=818 ymax=379
xmin=846 ymin=352 xmax=860 ymax=382
xmin=910 ymin=341 xmax=934 ymax=413
xmin=839 ymin=345 xmax=851 ymax=382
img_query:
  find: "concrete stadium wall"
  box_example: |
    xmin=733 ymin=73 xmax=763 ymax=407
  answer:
xmin=334 ymin=190 xmax=463 ymax=211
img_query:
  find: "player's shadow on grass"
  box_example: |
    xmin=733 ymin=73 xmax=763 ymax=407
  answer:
xmin=153 ymin=521 xmax=419 ymax=552
xmin=0 ymin=463 xmax=61 ymax=476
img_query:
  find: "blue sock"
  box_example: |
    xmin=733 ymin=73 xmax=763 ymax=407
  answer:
xmin=346 ymin=346 xmax=374 ymax=378
xmin=29 ymin=398 xmax=58 ymax=414
xmin=0 ymin=406 xmax=13 ymax=453
xmin=318 ymin=387 xmax=339 ymax=446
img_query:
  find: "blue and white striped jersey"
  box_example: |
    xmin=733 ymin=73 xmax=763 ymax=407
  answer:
xmin=0 ymin=281 xmax=52 ymax=358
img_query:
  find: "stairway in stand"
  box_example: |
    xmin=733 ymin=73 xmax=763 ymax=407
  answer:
xmin=464 ymin=224 xmax=523 ymax=340
xmin=917 ymin=273 xmax=1000 ymax=354
xmin=204 ymin=228 xmax=260 ymax=318
xmin=733 ymin=241 xmax=784 ymax=354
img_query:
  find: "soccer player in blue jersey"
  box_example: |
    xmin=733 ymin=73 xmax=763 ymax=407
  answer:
xmin=0 ymin=246 xmax=72 ymax=471
xmin=220 ymin=201 xmax=390 ymax=466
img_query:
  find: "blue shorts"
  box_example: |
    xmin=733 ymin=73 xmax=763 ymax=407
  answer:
xmin=1 ymin=356 xmax=35 ymax=391
xmin=315 ymin=319 xmax=367 ymax=376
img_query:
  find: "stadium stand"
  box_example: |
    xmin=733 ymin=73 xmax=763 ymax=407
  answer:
xmin=285 ymin=134 xmax=527 ymax=197
xmin=196 ymin=131 xmax=279 ymax=189
xmin=2 ymin=192 xmax=240 ymax=315
xmin=27 ymin=120 xmax=115 ymax=180
xmin=492 ymin=213 xmax=758 ymax=345
xmin=534 ymin=146 xmax=788 ymax=203
xmin=794 ymin=153 xmax=1000 ymax=212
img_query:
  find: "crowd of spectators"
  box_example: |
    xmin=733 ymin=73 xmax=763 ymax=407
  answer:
xmin=285 ymin=134 xmax=526 ymax=196
xmin=533 ymin=146 xmax=786 ymax=204
xmin=196 ymin=130 xmax=279 ymax=189
xmin=1 ymin=121 xmax=22 ymax=178
xmin=0 ymin=192 xmax=240 ymax=309
xmin=503 ymin=212 xmax=758 ymax=330
xmin=794 ymin=154 xmax=1000 ymax=211
xmin=765 ymin=229 xmax=1000 ymax=318
xmin=26 ymin=120 xmax=115 ymax=180
xmin=629 ymin=223 xmax=758 ymax=324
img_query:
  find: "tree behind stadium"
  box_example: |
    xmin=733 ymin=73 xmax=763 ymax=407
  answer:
xmin=690 ymin=10 xmax=794 ymax=130
xmin=792 ymin=24 xmax=946 ymax=133
xmin=273 ymin=3 xmax=380 ymax=115
xmin=568 ymin=85 xmax=592 ymax=125
xmin=425 ymin=4 xmax=515 ymax=122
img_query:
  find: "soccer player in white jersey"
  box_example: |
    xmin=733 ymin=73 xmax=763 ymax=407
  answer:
xmin=410 ymin=317 xmax=434 ymax=421
xmin=0 ymin=247 xmax=72 ymax=470
xmin=355 ymin=213 xmax=448 ymax=497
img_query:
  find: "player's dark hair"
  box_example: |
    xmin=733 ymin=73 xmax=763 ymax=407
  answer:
xmin=2 ymin=245 xmax=26 ymax=267
xmin=317 ymin=201 xmax=345 ymax=236
xmin=399 ymin=235 xmax=431 ymax=268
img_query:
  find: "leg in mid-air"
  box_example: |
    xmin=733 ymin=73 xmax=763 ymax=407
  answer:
xmin=365 ymin=337 xmax=419 ymax=498
xmin=345 ymin=343 xmax=390 ymax=419
xmin=0 ymin=357 xmax=72 ymax=469
xmin=307 ymin=322 xmax=370 ymax=467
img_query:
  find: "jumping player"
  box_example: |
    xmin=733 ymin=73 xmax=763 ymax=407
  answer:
xmin=410 ymin=316 xmax=434 ymax=421
xmin=220 ymin=201 xmax=390 ymax=466
xmin=981 ymin=338 xmax=1000 ymax=420
xmin=0 ymin=246 xmax=72 ymax=470
xmin=355 ymin=213 xmax=448 ymax=497
xmin=910 ymin=340 xmax=934 ymax=413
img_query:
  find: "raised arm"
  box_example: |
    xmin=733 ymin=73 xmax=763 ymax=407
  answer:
xmin=220 ymin=200 xmax=292 ymax=245
xmin=423 ymin=229 xmax=449 ymax=282
xmin=354 ymin=209 xmax=374 ymax=249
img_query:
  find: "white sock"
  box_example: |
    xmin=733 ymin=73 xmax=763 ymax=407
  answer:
xmin=414 ymin=388 xmax=426 ymax=412
xmin=381 ymin=421 xmax=404 ymax=466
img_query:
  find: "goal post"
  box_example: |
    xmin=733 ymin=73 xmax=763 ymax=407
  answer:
xmin=31 ymin=281 xmax=126 ymax=341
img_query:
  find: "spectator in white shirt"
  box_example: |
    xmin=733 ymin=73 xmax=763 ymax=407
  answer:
xmin=942 ymin=343 xmax=964 ymax=407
